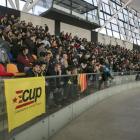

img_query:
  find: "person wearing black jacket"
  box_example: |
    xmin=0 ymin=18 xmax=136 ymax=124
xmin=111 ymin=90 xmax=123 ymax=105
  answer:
xmin=25 ymin=62 xmax=40 ymax=77
xmin=44 ymin=24 xmax=49 ymax=33
xmin=12 ymin=39 xmax=22 ymax=59
xmin=24 ymin=34 xmax=35 ymax=54
xmin=48 ymin=64 xmax=64 ymax=107
xmin=63 ymin=66 xmax=75 ymax=103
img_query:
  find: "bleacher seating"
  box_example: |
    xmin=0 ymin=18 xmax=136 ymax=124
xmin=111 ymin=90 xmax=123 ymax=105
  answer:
xmin=7 ymin=64 xmax=25 ymax=76
xmin=0 ymin=64 xmax=14 ymax=77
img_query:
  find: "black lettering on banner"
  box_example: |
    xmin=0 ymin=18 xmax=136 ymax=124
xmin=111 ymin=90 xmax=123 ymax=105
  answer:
xmin=22 ymin=90 xmax=29 ymax=102
xmin=35 ymin=87 xmax=42 ymax=102
xmin=29 ymin=89 xmax=35 ymax=100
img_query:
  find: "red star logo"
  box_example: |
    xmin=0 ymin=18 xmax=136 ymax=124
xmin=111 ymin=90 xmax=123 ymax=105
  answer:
xmin=13 ymin=97 xmax=17 ymax=103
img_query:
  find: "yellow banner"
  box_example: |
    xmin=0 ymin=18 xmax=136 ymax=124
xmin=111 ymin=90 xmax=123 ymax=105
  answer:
xmin=4 ymin=77 xmax=46 ymax=132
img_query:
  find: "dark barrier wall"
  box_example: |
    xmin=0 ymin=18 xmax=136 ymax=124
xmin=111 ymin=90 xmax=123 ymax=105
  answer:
xmin=0 ymin=6 xmax=20 ymax=19
xmin=91 ymin=31 xmax=98 ymax=42
xmin=133 ymin=44 xmax=140 ymax=50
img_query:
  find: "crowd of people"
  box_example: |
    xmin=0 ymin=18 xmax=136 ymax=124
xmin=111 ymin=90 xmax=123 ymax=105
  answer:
xmin=0 ymin=13 xmax=140 ymax=107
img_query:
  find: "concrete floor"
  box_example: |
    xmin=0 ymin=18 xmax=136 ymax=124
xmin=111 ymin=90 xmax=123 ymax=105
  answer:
xmin=50 ymin=87 xmax=140 ymax=140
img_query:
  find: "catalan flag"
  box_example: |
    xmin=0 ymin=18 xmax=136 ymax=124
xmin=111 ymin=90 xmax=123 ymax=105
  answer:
xmin=78 ymin=74 xmax=87 ymax=91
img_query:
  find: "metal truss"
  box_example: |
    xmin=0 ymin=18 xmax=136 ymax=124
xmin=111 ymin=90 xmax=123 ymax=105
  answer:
xmin=98 ymin=0 xmax=132 ymax=33
xmin=24 ymin=0 xmax=40 ymax=12
xmin=108 ymin=0 xmax=126 ymax=40
xmin=128 ymin=8 xmax=140 ymax=42
xmin=8 ymin=0 xmax=16 ymax=9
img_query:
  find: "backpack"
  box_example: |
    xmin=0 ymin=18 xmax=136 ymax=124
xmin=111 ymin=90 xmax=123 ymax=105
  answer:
xmin=0 ymin=44 xmax=10 ymax=65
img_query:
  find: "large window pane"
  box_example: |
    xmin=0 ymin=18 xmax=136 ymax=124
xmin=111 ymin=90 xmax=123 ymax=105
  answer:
xmin=100 ymin=28 xmax=107 ymax=35
xmin=84 ymin=0 xmax=93 ymax=4
xmin=104 ymin=4 xmax=110 ymax=14
xmin=100 ymin=12 xmax=104 ymax=19
xmin=111 ymin=18 xmax=117 ymax=24
xmin=113 ymin=31 xmax=120 ymax=39
xmin=100 ymin=19 xmax=105 ymax=26
xmin=107 ymin=29 xmax=112 ymax=36
xmin=111 ymin=23 xmax=119 ymax=32
xmin=118 ymin=12 xmax=124 ymax=20
xmin=106 ymin=23 xmax=111 ymax=29
xmin=0 ymin=0 xmax=6 ymax=7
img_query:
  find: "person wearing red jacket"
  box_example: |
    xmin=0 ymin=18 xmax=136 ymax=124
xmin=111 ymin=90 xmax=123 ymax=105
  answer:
xmin=17 ymin=46 xmax=34 ymax=72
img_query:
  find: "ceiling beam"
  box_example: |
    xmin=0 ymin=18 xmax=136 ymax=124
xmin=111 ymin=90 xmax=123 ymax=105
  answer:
xmin=22 ymin=0 xmax=30 ymax=12
xmin=8 ymin=0 xmax=16 ymax=9
xmin=98 ymin=0 xmax=102 ymax=14
xmin=127 ymin=7 xmax=130 ymax=41
xmin=131 ymin=31 xmax=140 ymax=42
xmin=25 ymin=0 xmax=40 ymax=12
xmin=98 ymin=0 xmax=132 ymax=32
xmin=15 ymin=0 xmax=19 ymax=10
xmin=128 ymin=12 xmax=140 ymax=41
xmin=108 ymin=0 xmax=126 ymax=41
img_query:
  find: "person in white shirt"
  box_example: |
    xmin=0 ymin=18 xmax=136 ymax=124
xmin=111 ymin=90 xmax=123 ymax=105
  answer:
xmin=80 ymin=43 xmax=85 ymax=50
xmin=41 ymin=37 xmax=51 ymax=49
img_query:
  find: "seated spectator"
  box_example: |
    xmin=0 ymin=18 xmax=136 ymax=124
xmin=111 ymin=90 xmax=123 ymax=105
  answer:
xmin=17 ymin=46 xmax=34 ymax=72
xmin=52 ymin=40 xmax=58 ymax=49
xmin=38 ymin=52 xmax=50 ymax=71
xmin=5 ymin=30 xmax=15 ymax=44
xmin=68 ymin=33 xmax=72 ymax=40
xmin=37 ymin=52 xmax=45 ymax=63
xmin=25 ymin=62 xmax=40 ymax=77
xmin=42 ymin=37 xmax=50 ymax=49
xmin=61 ymin=54 xmax=68 ymax=69
xmin=37 ymin=43 xmax=46 ymax=57
xmin=0 ymin=28 xmax=5 ymax=40
xmin=35 ymin=36 xmax=41 ymax=48
xmin=55 ymin=46 xmax=63 ymax=58
xmin=70 ymin=57 xmax=78 ymax=67
xmin=53 ymin=54 xmax=61 ymax=65
xmin=80 ymin=42 xmax=85 ymax=50
xmin=12 ymin=39 xmax=22 ymax=59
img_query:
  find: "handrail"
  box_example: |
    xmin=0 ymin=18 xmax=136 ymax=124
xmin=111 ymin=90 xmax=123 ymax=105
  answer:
xmin=0 ymin=71 xmax=139 ymax=80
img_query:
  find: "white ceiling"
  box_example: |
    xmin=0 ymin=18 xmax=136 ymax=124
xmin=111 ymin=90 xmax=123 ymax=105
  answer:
xmin=121 ymin=0 xmax=140 ymax=12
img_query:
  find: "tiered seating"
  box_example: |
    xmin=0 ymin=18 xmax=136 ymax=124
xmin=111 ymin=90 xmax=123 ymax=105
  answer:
xmin=0 ymin=64 xmax=14 ymax=77
xmin=7 ymin=64 xmax=25 ymax=77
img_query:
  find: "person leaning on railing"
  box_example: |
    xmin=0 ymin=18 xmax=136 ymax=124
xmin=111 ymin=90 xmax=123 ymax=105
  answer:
xmin=48 ymin=64 xmax=64 ymax=107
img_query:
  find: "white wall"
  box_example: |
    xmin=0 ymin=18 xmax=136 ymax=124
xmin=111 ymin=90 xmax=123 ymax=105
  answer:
xmin=20 ymin=12 xmax=55 ymax=35
xmin=98 ymin=33 xmax=133 ymax=50
xmin=60 ymin=22 xmax=91 ymax=41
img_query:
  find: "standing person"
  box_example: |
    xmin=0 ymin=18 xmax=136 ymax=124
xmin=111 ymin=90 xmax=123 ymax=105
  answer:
xmin=48 ymin=64 xmax=64 ymax=107
xmin=63 ymin=66 xmax=75 ymax=103
xmin=44 ymin=24 xmax=49 ymax=33
xmin=24 ymin=34 xmax=35 ymax=54
xmin=12 ymin=39 xmax=22 ymax=59
xmin=38 ymin=62 xmax=50 ymax=108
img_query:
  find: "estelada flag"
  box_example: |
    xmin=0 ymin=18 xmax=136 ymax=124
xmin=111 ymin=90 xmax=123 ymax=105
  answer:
xmin=78 ymin=74 xmax=87 ymax=91
xmin=4 ymin=77 xmax=46 ymax=132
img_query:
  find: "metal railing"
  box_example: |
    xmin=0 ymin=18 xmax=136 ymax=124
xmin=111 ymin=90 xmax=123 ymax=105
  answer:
xmin=0 ymin=71 xmax=139 ymax=140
